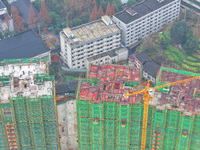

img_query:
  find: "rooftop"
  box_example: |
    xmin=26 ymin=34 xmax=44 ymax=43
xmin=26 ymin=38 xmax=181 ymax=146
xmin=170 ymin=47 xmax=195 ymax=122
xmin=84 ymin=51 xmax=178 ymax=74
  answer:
xmin=152 ymin=67 xmax=200 ymax=114
xmin=143 ymin=61 xmax=160 ymax=77
xmin=87 ymin=47 xmax=128 ymax=61
xmin=56 ymin=80 xmax=78 ymax=95
xmin=134 ymin=53 xmax=151 ymax=64
xmin=0 ymin=29 xmax=50 ymax=61
xmin=0 ymin=58 xmax=54 ymax=103
xmin=12 ymin=0 xmax=38 ymax=23
xmin=61 ymin=16 xmax=120 ymax=45
xmin=114 ymin=0 xmax=174 ymax=24
xmin=78 ymin=65 xmax=142 ymax=104
xmin=0 ymin=1 xmax=5 ymax=9
xmin=77 ymin=64 xmax=200 ymax=114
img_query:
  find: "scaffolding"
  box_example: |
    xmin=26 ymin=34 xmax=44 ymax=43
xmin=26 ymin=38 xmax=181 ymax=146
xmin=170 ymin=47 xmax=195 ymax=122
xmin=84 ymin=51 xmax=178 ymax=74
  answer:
xmin=9 ymin=96 xmax=59 ymax=150
xmin=0 ymin=58 xmax=59 ymax=150
xmin=0 ymin=58 xmax=48 ymax=66
xmin=77 ymin=64 xmax=200 ymax=149
xmin=0 ymin=107 xmax=9 ymax=150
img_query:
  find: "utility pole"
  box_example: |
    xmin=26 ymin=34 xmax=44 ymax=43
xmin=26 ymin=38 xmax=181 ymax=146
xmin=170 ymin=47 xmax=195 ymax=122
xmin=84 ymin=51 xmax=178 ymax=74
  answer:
xmin=184 ymin=10 xmax=186 ymax=22
xmin=37 ymin=23 xmax=41 ymax=35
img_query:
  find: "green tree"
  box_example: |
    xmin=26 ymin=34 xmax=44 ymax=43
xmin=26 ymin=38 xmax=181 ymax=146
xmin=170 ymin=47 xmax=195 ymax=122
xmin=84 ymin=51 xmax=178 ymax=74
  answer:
xmin=160 ymin=38 xmax=169 ymax=49
xmin=114 ymin=0 xmax=123 ymax=12
xmin=32 ymin=0 xmax=41 ymax=11
xmin=49 ymin=11 xmax=61 ymax=25
xmin=73 ymin=19 xmax=81 ymax=27
xmin=55 ymin=28 xmax=61 ymax=35
xmin=82 ymin=14 xmax=90 ymax=24
xmin=127 ymin=0 xmax=136 ymax=6
xmin=3 ymin=29 xmax=15 ymax=38
xmin=183 ymin=36 xmax=199 ymax=53
xmin=0 ymin=32 xmax=3 ymax=39
xmin=170 ymin=21 xmax=190 ymax=45
xmin=62 ymin=22 xmax=68 ymax=28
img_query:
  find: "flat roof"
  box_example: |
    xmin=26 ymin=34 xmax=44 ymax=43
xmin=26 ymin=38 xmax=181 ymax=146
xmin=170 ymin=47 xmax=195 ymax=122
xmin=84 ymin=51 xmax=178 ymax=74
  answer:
xmin=0 ymin=59 xmax=53 ymax=103
xmin=114 ymin=0 xmax=175 ymax=24
xmin=0 ymin=1 xmax=5 ymax=9
xmin=62 ymin=17 xmax=120 ymax=45
xmin=56 ymin=80 xmax=78 ymax=94
xmin=0 ymin=29 xmax=50 ymax=61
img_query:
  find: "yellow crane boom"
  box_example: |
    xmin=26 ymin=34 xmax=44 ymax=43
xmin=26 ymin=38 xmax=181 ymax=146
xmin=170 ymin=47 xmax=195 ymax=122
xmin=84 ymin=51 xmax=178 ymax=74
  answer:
xmin=124 ymin=76 xmax=200 ymax=150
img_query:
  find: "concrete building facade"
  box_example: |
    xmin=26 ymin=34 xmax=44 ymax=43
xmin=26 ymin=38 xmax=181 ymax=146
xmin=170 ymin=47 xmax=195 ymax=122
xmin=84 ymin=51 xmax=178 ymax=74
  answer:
xmin=113 ymin=0 xmax=181 ymax=46
xmin=60 ymin=15 xmax=121 ymax=69
xmin=85 ymin=47 xmax=128 ymax=69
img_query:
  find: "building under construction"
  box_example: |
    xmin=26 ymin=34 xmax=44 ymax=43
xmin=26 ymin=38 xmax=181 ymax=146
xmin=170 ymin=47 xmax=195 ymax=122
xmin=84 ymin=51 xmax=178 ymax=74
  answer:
xmin=0 ymin=58 xmax=59 ymax=150
xmin=76 ymin=64 xmax=200 ymax=150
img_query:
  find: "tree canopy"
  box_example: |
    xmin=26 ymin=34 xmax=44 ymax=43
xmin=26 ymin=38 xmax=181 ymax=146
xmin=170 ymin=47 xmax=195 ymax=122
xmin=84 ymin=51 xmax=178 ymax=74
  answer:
xmin=28 ymin=4 xmax=37 ymax=28
xmin=12 ymin=6 xmax=24 ymax=33
xmin=38 ymin=0 xmax=51 ymax=24
xmin=170 ymin=22 xmax=190 ymax=45
xmin=170 ymin=21 xmax=199 ymax=53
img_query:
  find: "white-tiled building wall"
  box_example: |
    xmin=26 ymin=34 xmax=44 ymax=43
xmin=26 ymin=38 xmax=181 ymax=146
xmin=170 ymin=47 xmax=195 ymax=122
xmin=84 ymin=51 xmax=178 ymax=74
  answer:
xmin=60 ymin=32 xmax=121 ymax=69
xmin=113 ymin=0 xmax=181 ymax=46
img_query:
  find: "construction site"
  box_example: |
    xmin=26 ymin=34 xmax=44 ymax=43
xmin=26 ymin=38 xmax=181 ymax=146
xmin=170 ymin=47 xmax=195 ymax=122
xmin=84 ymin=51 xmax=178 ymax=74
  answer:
xmin=0 ymin=58 xmax=59 ymax=150
xmin=76 ymin=64 xmax=200 ymax=150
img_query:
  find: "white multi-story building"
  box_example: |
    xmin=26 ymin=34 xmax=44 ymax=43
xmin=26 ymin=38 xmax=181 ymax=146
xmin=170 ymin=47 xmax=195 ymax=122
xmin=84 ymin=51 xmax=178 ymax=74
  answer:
xmin=60 ymin=15 xmax=121 ymax=69
xmin=113 ymin=0 xmax=181 ymax=46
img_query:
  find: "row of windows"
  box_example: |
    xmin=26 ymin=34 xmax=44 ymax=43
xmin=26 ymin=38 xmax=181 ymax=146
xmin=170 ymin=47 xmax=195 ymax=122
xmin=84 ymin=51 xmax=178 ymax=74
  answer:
xmin=126 ymin=12 xmax=179 ymax=37
xmin=127 ymin=10 xmax=179 ymax=32
xmin=126 ymin=3 xmax=179 ymax=28
xmin=71 ymin=38 xmax=120 ymax=54
xmin=70 ymin=34 xmax=119 ymax=50
xmin=126 ymin=16 xmax=177 ymax=45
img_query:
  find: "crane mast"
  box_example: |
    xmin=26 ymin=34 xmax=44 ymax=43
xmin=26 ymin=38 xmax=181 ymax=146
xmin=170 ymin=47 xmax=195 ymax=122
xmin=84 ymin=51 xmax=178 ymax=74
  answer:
xmin=124 ymin=76 xmax=200 ymax=150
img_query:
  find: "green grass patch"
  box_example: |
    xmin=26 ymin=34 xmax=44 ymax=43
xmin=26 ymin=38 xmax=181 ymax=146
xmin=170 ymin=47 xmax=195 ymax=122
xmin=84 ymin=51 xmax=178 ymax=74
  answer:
xmin=182 ymin=59 xmax=200 ymax=67
xmin=192 ymin=53 xmax=200 ymax=59
xmin=168 ymin=55 xmax=174 ymax=61
xmin=158 ymin=33 xmax=164 ymax=39
xmin=153 ymin=31 xmax=200 ymax=73
xmin=165 ymin=31 xmax=171 ymax=40
xmin=65 ymin=76 xmax=79 ymax=81
xmin=186 ymin=56 xmax=199 ymax=61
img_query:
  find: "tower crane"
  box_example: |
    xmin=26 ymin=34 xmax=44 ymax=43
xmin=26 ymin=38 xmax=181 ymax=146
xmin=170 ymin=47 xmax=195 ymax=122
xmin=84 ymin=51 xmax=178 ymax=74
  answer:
xmin=124 ymin=76 xmax=200 ymax=150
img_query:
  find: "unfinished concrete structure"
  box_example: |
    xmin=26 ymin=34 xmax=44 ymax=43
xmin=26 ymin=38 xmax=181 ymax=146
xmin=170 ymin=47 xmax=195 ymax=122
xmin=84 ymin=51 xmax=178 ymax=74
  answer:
xmin=76 ymin=64 xmax=200 ymax=150
xmin=0 ymin=58 xmax=59 ymax=150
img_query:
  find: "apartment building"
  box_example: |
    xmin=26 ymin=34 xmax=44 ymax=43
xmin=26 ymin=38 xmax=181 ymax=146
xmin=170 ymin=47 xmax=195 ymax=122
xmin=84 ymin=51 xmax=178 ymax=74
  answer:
xmin=181 ymin=0 xmax=200 ymax=12
xmin=113 ymin=0 xmax=181 ymax=46
xmin=60 ymin=15 xmax=121 ymax=69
